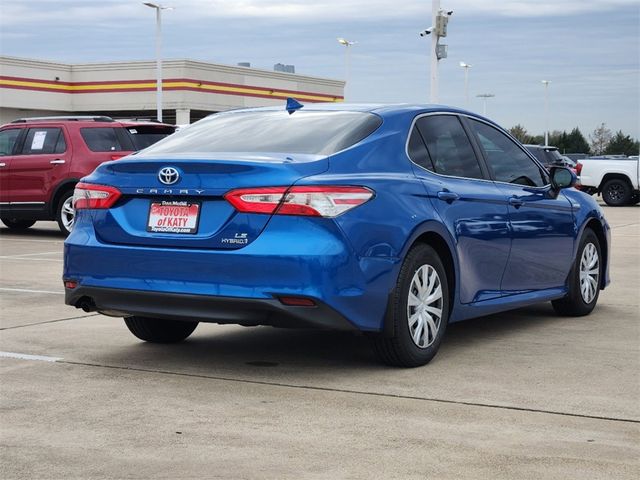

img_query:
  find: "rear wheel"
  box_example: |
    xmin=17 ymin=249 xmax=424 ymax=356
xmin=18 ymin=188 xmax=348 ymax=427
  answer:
xmin=56 ymin=191 xmax=75 ymax=235
xmin=601 ymin=178 xmax=632 ymax=206
xmin=552 ymin=229 xmax=601 ymax=316
xmin=374 ymin=244 xmax=450 ymax=367
xmin=124 ymin=316 xmax=199 ymax=343
xmin=1 ymin=218 xmax=36 ymax=230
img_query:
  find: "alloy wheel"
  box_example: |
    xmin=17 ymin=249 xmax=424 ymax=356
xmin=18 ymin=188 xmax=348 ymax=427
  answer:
xmin=61 ymin=196 xmax=75 ymax=232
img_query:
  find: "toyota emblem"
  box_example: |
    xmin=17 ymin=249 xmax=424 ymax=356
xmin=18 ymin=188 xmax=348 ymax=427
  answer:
xmin=158 ymin=167 xmax=180 ymax=185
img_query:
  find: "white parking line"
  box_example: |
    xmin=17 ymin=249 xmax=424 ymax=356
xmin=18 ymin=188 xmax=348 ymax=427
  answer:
xmin=0 ymin=257 xmax=62 ymax=263
xmin=0 ymin=287 xmax=64 ymax=295
xmin=0 ymin=238 xmax=63 ymax=245
xmin=0 ymin=251 xmax=61 ymax=258
xmin=0 ymin=351 xmax=62 ymax=362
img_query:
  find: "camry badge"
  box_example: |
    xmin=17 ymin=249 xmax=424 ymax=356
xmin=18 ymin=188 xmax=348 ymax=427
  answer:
xmin=158 ymin=167 xmax=180 ymax=185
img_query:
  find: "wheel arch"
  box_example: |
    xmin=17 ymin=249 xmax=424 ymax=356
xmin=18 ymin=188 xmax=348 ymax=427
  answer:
xmin=49 ymin=179 xmax=80 ymax=217
xmin=598 ymin=173 xmax=632 ymax=193
xmin=383 ymin=225 xmax=458 ymax=337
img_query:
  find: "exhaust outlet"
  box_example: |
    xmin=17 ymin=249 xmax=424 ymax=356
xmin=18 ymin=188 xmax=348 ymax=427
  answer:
xmin=77 ymin=297 xmax=96 ymax=313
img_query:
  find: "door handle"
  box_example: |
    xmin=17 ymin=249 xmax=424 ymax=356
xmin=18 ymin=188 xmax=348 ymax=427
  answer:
xmin=437 ymin=191 xmax=460 ymax=203
xmin=0 ymin=163 xmax=6 ymax=167
xmin=508 ymin=196 xmax=524 ymax=208
xmin=50 ymin=159 xmax=65 ymax=164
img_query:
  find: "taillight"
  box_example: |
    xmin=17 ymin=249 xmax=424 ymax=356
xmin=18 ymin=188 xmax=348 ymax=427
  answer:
xmin=73 ymin=182 xmax=122 ymax=210
xmin=576 ymin=162 xmax=583 ymax=175
xmin=224 ymin=186 xmax=374 ymax=217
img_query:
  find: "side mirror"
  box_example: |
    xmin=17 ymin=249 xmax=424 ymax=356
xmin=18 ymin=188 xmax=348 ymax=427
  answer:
xmin=549 ymin=166 xmax=576 ymax=190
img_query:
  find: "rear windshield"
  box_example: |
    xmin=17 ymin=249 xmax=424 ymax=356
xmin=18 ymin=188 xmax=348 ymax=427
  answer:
xmin=138 ymin=111 xmax=382 ymax=156
xmin=125 ymin=125 xmax=176 ymax=150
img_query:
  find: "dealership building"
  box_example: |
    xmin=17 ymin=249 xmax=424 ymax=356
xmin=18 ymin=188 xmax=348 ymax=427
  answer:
xmin=0 ymin=56 xmax=345 ymax=125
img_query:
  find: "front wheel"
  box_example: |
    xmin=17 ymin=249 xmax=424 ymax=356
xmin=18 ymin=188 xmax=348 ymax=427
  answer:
xmin=373 ymin=244 xmax=450 ymax=367
xmin=552 ymin=229 xmax=602 ymax=316
xmin=124 ymin=316 xmax=199 ymax=343
xmin=601 ymin=178 xmax=631 ymax=206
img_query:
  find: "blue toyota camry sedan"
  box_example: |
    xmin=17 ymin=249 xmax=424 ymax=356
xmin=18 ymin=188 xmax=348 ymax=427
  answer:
xmin=63 ymin=102 xmax=610 ymax=367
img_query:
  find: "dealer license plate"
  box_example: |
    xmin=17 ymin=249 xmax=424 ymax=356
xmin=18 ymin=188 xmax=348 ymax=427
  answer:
xmin=147 ymin=200 xmax=200 ymax=234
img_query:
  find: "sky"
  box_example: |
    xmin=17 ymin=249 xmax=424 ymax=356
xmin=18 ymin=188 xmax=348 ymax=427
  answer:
xmin=1 ymin=0 xmax=638 ymax=137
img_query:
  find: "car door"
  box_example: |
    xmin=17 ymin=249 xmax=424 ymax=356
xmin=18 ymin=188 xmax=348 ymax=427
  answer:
xmin=465 ymin=118 xmax=575 ymax=292
xmin=0 ymin=127 xmax=24 ymax=205
xmin=408 ymin=114 xmax=511 ymax=304
xmin=8 ymin=126 xmax=72 ymax=206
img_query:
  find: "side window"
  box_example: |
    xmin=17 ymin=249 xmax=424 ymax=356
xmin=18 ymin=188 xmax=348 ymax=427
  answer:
xmin=0 ymin=129 xmax=21 ymax=156
xmin=416 ymin=115 xmax=484 ymax=179
xmin=469 ymin=120 xmax=547 ymax=187
xmin=407 ymin=126 xmax=434 ymax=171
xmin=80 ymin=128 xmax=124 ymax=152
xmin=20 ymin=128 xmax=64 ymax=155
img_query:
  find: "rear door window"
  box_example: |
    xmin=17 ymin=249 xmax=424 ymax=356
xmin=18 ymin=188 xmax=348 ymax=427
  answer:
xmin=20 ymin=128 xmax=66 ymax=155
xmin=80 ymin=127 xmax=125 ymax=152
xmin=415 ymin=115 xmax=484 ymax=179
xmin=0 ymin=129 xmax=21 ymax=156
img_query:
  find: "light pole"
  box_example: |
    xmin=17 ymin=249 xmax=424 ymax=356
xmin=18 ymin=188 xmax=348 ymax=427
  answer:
xmin=337 ymin=38 xmax=356 ymax=101
xmin=430 ymin=0 xmax=440 ymax=102
xmin=143 ymin=2 xmax=172 ymax=122
xmin=542 ymin=80 xmax=551 ymax=146
xmin=420 ymin=1 xmax=452 ymax=103
xmin=459 ymin=61 xmax=471 ymax=108
xmin=476 ymin=93 xmax=495 ymax=116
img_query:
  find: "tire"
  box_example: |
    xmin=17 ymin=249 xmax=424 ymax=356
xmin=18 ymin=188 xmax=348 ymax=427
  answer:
xmin=1 ymin=218 xmax=36 ymax=230
xmin=631 ymin=193 xmax=640 ymax=205
xmin=56 ymin=190 xmax=75 ymax=235
xmin=601 ymin=178 xmax=632 ymax=206
xmin=124 ymin=316 xmax=199 ymax=343
xmin=552 ymin=229 xmax=602 ymax=316
xmin=373 ymin=244 xmax=450 ymax=367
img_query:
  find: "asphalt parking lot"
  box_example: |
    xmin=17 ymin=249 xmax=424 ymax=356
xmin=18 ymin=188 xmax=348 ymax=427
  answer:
xmin=1 ymin=202 xmax=638 ymax=479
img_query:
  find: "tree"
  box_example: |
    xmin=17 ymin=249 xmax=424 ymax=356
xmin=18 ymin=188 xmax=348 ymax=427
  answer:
xmin=509 ymin=124 xmax=533 ymax=144
xmin=605 ymin=131 xmax=639 ymax=156
xmin=565 ymin=127 xmax=590 ymax=154
xmin=589 ymin=123 xmax=613 ymax=155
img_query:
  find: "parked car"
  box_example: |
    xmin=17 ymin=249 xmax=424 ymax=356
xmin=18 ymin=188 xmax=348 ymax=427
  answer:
xmin=524 ymin=144 xmax=573 ymax=168
xmin=577 ymin=156 xmax=640 ymax=206
xmin=0 ymin=116 xmax=176 ymax=234
xmin=63 ymin=104 xmax=610 ymax=367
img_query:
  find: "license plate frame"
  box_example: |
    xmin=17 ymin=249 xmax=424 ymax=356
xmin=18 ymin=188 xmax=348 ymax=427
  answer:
xmin=146 ymin=200 xmax=201 ymax=234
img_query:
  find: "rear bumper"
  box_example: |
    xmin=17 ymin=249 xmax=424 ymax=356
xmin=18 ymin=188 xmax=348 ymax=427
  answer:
xmin=65 ymin=285 xmax=357 ymax=330
xmin=63 ymin=214 xmax=399 ymax=332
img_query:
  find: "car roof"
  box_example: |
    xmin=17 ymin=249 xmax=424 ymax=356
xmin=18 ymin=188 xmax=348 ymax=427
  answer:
xmin=220 ymin=102 xmax=472 ymax=115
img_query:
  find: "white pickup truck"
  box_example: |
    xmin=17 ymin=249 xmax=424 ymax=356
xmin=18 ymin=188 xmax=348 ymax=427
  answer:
xmin=577 ymin=156 xmax=640 ymax=206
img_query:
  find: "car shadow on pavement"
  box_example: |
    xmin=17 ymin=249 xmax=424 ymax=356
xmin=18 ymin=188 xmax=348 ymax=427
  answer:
xmin=0 ymin=227 xmax=66 ymax=239
xmin=90 ymin=303 xmax=570 ymax=372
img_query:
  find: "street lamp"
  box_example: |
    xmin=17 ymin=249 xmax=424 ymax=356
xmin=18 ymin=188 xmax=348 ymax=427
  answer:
xmin=459 ymin=61 xmax=471 ymax=108
xmin=337 ymin=38 xmax=356 ymax=101
xmin=476 ymin=93 xmax=495 ymax=116
xmin=143 ymin=2 xmax=173 ymax=122
xmin=541 ymin=80 xmax=551 ymax=146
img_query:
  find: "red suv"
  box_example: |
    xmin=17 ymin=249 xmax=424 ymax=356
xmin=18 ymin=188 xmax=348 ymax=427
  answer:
xmin=0 ymin=116 xmax=175 ymax=234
